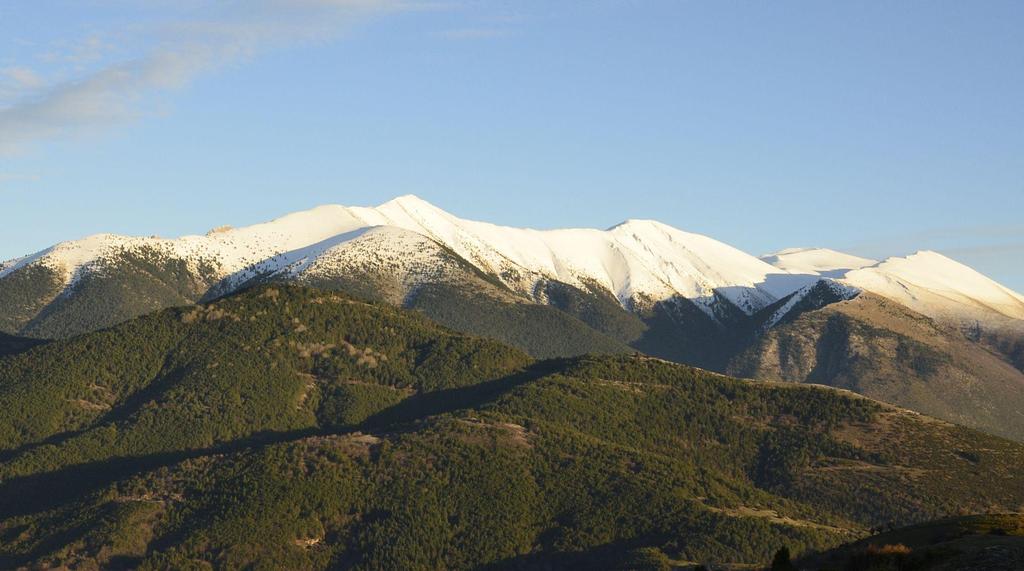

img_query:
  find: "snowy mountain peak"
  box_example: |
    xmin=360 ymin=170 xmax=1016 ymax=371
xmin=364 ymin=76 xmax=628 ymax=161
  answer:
xmin=761 ymin=246 xmax=1024 ymax=325
xmin=1 ymin=196 xmax=813 ymax=321
xmin=379 ymin=193 xmax=437 ymax=209
xmin=3 ymin=196 xmax=1022 ymax=332
xmin=608 ymin=219 xmax=672 ymax=232
xmin=845 ymin=250 xmax=1024 ymax=321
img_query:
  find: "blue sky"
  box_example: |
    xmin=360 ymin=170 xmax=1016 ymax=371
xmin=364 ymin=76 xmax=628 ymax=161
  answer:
xmin=2 ymin=1 xmax=1022 ymax=289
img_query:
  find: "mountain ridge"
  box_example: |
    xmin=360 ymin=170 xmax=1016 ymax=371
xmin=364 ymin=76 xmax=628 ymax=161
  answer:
xmin=5 ymin=195 xmax=1020 ymax=332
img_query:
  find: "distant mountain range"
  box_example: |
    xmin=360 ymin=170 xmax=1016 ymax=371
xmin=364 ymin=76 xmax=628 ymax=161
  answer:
xmin=3 ymin=195 xmax=1023 ymax=439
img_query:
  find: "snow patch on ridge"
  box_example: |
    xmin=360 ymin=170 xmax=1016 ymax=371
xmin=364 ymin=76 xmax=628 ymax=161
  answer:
xmin=762 ymin=279 xmax=860 ymax=331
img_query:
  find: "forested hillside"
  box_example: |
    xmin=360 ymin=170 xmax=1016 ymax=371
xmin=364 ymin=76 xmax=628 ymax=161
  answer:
xmin=0 ymin=285 xmax=1022 ymax=570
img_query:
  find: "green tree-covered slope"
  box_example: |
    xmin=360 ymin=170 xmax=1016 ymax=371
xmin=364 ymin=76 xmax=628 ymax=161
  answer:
xmin=0 ymin=285 xmax=1022 ymax=570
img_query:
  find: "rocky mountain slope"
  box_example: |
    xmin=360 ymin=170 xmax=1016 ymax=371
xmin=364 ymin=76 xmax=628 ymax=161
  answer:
xmin=728 ymin=292 xmax=1024 ymax=441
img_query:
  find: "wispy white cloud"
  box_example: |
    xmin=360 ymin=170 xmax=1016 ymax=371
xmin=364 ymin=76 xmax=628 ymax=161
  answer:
xmin=0 ymin=0 xmax=422 ymax=154
xmin=0 ymin=172 xmax=41 ymax=183
xmin=2 ymin=67 xmax=44 ymax=89
xmin=39 ymin=34 xmax=114 ymax=66
xmin=0 ymin=66 xmax=45 ymax=104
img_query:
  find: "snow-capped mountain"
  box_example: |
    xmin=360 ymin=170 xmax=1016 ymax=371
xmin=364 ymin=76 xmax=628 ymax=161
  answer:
xmin=762 ymin=247 xmax=1024 ymax=328
xmin=0 ymin=195 xmax=819 ymax=321
xmin=2 ymin=195 xmax=1022 ymax=344
xmin=5 ymin=195 xmax=1024 ymax=440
